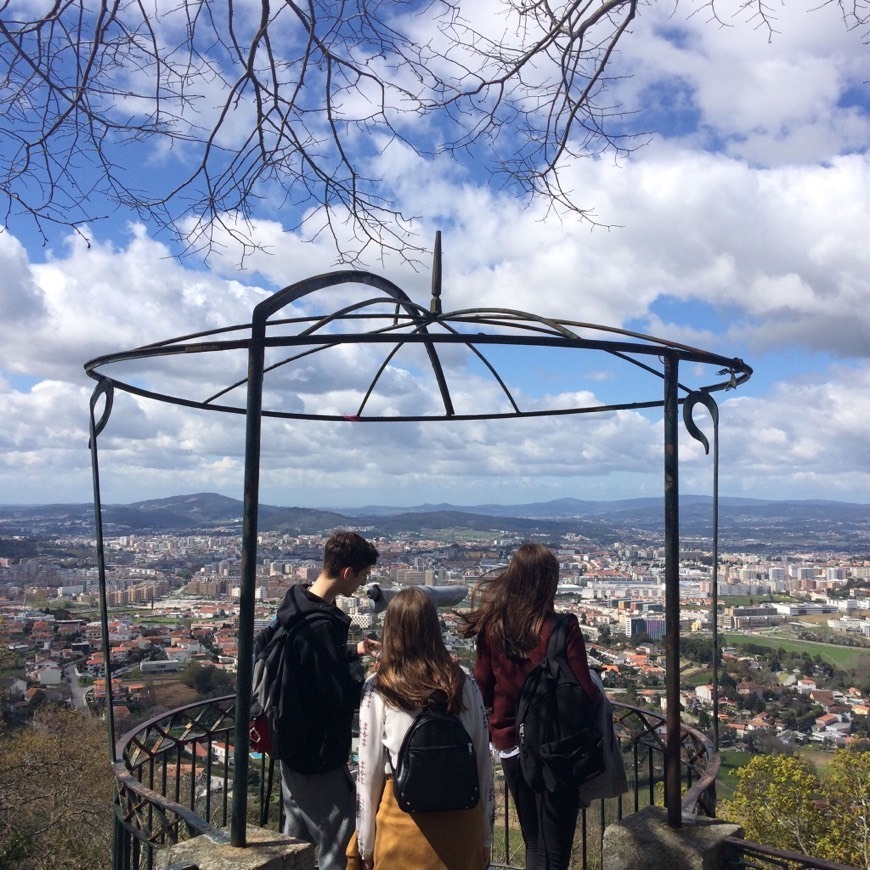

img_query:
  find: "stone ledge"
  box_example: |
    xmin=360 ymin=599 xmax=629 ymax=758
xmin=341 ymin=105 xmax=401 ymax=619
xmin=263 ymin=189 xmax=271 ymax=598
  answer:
xmin=603 ymin=806 xmax=744 ymax=870
xmin=160 ymin=824 xmax=315 ymax=870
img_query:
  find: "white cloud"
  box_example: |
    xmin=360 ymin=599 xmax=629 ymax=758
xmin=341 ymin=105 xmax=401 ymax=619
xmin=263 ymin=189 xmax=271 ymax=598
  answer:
xmin=3 ymin=130 xmax=869 ymax=503
xmin=677 ymin=364 xmax=870 ymax=499
xmin=0 ymin=231 xmax=45 ymax=324
xmin=618 ymin=1 xmax=870 ymax=164
xmin=1 ymin=1 xmax=869 ymax=506
xmin=0 ymin=225 xmax=268 ymax=381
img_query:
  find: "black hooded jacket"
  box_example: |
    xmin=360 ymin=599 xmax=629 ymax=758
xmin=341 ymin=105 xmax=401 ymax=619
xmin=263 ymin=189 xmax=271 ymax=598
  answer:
xmin=269 ymin=583 xmax=363 ymax=773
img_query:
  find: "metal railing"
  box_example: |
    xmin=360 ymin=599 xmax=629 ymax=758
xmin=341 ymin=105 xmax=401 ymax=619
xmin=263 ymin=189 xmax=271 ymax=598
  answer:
xmin=722 ymin=838 xmax=859 ymax=870
xmin=112 ymin=694 xmax=860 ymax=870
xmin=488 ymin=701 xmax=721 ymax=870
xmin=112 ymin=695 xmax=721 ymax=870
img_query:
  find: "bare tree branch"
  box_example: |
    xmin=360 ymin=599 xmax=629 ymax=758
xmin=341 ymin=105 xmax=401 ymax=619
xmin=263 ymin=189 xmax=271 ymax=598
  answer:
xmin=0 ymin=0 xmax=866 ymax=263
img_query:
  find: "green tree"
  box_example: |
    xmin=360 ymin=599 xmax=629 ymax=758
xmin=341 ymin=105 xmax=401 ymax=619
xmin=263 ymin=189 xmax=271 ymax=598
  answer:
xmin=719 ymin=672 xmax=738 ymax=693
xmin=197 ymin=631 xmax=218 ymax=655
xmin=796 ymin=707 xmax=824 ymax=733
xmin=817 ymin=748 xmax=870 ymax=870
xmin=780 ymin=709 xmax=799 ymax=731
xmin=180 ymin=661 xmax=235 ymax=697
xmin=681 ymin=635 xmax=720 ymax=667
xmin=0 ymin=617 xmax=18 ymax=711
xmin=740 ymin=693 xmax=764 ymax=714
xmin=720 ymin=754 xmax=824 ymax=856
xmin=0 ymin=705 xmax=113 ymax=869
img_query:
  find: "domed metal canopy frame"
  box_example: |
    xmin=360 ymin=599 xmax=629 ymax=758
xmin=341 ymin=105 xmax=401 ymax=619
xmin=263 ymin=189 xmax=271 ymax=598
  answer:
xmin=85 ymin=236 xmax=751 ymax=842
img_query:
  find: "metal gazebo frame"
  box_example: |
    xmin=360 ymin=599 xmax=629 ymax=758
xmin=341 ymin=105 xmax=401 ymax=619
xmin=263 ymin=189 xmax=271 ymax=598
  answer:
xmin=85 ymin=236 xmax=751 ymax=845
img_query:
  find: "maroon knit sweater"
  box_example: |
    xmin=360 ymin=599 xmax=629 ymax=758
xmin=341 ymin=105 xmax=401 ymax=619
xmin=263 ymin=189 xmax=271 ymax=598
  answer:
xmin=474 ymin=612 xmax=600 ymax=752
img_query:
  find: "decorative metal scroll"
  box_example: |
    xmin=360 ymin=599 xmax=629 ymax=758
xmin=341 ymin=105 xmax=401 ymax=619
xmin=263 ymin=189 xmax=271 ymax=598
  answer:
xmin=683 ymin=390 xmax=722 ymax=751
xmin=88 ymin=377 xmax=117 ymax=756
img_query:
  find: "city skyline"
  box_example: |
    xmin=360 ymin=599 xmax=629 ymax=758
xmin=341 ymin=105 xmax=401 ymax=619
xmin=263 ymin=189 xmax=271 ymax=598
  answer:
xmin=1 ymin=2 xmax=868 ymax=509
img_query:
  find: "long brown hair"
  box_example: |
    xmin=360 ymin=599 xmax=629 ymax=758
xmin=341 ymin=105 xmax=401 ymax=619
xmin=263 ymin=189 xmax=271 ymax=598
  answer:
xmin=376 ymin=587 xmax=465 ymax=714
xmin=457 ymin=543 xmax=559 ymax=659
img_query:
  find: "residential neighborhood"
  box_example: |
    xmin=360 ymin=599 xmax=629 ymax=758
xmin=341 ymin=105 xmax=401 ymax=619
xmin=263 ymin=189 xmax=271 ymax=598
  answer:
xmin=3 ymin=521 xmax=869 ymax=751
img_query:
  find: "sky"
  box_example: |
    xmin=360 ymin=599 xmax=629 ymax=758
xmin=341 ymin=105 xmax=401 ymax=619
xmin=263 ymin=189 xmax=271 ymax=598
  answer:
xmin=1 ymin=1 xmax=869 ymax=510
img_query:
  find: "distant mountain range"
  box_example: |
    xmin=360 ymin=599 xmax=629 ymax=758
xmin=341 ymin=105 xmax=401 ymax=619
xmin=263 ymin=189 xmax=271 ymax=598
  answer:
xmin=1 ymin=492 xmax=868 ymax=553
xmin=335 ymin=494 xmax=867 ymax=519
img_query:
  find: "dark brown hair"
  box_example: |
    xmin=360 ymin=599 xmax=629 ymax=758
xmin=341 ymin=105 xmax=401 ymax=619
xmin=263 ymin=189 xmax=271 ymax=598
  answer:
xmin=457 ymin=543 xmax=559 ymax=659
xmin=376 ymin=587 xmax=465 ymax=714
xmin=322 ymin=531 xmax=378 ymax=578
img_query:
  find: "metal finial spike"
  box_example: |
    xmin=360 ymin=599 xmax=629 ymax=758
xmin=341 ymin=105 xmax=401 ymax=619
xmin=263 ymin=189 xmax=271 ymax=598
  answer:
xmin=430 ymin=231 xmax=442 ymax=315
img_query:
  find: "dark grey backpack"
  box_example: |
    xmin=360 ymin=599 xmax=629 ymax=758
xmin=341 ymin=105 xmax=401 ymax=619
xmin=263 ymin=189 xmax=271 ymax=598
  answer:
xmin=516 ymin=613 xmax=605 ymax=792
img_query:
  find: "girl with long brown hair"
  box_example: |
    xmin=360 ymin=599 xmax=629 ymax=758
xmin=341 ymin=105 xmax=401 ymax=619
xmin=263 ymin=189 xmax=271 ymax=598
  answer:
xmin=459 ymin=543 xmax=600 ymax=870
xmin=355 ymin=587 xmax=494 ymax=869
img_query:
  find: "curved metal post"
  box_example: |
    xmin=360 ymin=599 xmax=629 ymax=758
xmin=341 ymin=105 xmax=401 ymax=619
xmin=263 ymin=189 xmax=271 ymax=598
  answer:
xmin=684 ymin=391 xmax=721 ymax=750
xmin=88 ymin=378 xmax=118 ymax=761
xmin=663 ymin=353 xmax=681 ymax=827
xmin=231 ymin=316 xmax=266 ymax=847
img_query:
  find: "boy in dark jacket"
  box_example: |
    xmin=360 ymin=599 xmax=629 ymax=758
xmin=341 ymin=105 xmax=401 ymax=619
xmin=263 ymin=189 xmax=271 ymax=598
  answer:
xmin=277 ymin=531 xmax=380 ymax=870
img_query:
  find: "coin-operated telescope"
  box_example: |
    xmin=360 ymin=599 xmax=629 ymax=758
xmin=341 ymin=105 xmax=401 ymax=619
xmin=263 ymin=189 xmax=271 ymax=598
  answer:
xmin=364 ymin=583 xmax=468 ymax=612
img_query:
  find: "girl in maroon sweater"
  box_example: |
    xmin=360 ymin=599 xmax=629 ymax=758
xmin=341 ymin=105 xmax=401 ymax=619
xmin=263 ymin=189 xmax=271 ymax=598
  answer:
xmin=458 ymin=543 xmax=599 ymax=870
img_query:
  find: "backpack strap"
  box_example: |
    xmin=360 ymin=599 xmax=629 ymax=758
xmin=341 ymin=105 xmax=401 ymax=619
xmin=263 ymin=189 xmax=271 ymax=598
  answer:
xmin=546 ymin=612 xmax=572 ymax=659
xmin=256 ymin=609 xmax=331 ymax=662
xmin=255 ymin=609 xmax=333 ymax=715
xmin=254 ymin=618 xmax=279 ymax=658
xmin=387 ymin=689 xmax=449 ymax=778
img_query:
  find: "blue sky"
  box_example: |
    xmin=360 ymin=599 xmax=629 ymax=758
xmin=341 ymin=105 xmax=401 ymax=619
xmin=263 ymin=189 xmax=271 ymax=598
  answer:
xmin=1 ymin=1 xmax=868 ymax=509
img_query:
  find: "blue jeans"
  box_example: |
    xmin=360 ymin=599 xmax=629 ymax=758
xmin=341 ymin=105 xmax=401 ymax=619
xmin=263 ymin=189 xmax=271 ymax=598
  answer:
xmin=280 ymin=763 xmax=356 ymax=870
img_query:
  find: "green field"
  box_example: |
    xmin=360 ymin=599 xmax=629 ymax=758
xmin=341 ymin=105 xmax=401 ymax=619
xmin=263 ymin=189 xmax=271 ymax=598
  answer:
xmin=722 ymin=633 xmax=869 ymax=669
xmin=681 ymin=670 xmax=714 ymax=688
xmin=720 ymin=595 xmax=797 ymax=607
xmin=716 ymin=749 xmax=753 ymax=800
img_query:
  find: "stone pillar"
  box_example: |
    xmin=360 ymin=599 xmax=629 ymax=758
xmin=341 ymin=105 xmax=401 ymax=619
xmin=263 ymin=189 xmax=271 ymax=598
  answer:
xmin=603 ymin=806 xmax=743 ymax=870
xmin=159 ymin=825 xmax=315 ymax=870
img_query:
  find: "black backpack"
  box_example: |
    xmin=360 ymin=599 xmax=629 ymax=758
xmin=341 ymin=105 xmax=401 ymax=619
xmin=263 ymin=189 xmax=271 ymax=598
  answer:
xmin=391 ymin=693 xmax=480 ymax=814
xmin=249 ymin=610 xmax=329 ymax=760
xmin=516 ymin=613 xmax=605 ymax=792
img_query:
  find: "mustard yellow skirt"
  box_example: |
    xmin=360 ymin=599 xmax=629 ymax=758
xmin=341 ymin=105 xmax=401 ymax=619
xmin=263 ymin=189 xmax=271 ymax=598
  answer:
xmin=350 ymin=778 xmax=486 ymax=870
